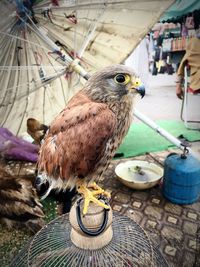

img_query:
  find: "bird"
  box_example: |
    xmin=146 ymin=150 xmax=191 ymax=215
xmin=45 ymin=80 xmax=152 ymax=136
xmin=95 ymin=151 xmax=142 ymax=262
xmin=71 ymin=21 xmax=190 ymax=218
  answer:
xmin=27 ymin=118 xmax=49 ymax=145
xmin=0 ymin=168 xmax=45 ymax=233
xmin=37 ymin=64 xmax=145 ymax=215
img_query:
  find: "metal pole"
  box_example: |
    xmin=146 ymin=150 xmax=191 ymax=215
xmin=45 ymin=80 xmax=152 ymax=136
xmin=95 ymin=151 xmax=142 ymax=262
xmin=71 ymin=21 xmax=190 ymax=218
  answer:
xmin=134 ymin=109 xmax=199 ymax=159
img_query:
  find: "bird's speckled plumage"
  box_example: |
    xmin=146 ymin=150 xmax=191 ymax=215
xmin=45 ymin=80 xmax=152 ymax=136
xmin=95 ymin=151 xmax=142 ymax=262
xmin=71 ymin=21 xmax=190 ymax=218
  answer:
xmin=0 ymin=168 xmax=44 ymax=233
xmin=37 ymin=64 xmax=143 ymax=193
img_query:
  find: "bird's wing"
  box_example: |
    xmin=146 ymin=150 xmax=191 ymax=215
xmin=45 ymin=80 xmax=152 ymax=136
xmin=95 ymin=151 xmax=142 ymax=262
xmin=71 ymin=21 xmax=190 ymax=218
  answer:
xmin=38 ymin=93 xmax=117 ymax=180
xmin=0 ymin=171 xmax=44 ymax=220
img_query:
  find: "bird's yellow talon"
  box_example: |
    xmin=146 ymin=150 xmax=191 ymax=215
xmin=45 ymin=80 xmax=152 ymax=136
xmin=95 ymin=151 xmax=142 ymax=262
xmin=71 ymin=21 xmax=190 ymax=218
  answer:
xmin=88 ymin=182 xmax=111 ymax=198
xmin=77 ymin=183 xmax=110 ymax=215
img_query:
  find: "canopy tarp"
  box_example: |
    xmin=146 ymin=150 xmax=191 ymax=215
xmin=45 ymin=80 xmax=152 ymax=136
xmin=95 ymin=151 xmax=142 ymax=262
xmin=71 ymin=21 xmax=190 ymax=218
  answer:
xmin=161 ymin=0 xmax=200 ymax=22
xmin=0 ymin=0 xmax=174 ymax=135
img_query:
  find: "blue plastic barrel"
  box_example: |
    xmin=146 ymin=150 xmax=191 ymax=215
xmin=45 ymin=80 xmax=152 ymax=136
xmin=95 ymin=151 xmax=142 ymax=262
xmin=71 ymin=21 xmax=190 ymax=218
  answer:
xmin=163 ymin=153 xmax=200 ymax=204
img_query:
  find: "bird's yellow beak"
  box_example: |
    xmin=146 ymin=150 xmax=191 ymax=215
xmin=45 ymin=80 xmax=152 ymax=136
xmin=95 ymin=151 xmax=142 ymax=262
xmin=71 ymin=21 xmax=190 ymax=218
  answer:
xmin=129 ymin=78 xmax=145 ymax=98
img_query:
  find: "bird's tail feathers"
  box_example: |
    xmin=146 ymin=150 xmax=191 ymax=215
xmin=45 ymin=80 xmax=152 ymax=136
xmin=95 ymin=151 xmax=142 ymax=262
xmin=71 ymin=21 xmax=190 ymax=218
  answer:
xmin=35 ymin=173 xmax=77 ymax=200
xmin=35 ymin=173 xmax=52 ymax=200
xmin=40 ymin=175 xmax=59 ymax=200
xmin=40 ymin=185 xmax=52 ymax=200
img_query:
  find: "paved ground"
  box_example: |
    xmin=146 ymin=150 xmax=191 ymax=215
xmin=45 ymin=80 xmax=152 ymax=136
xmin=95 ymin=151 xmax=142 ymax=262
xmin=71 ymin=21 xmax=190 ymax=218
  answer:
xmin=107 ymin=148 xmax=200 ymax=267
xmin=135 ymin=73 xmax=182 ymax=122
xmin=136 ymin=73 xmax=200 ymax=123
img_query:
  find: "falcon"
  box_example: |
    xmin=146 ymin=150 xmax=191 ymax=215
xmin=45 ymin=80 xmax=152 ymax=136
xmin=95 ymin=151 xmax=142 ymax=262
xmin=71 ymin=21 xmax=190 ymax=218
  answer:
xmin=37 ymin=64 xmax=145 ymax=214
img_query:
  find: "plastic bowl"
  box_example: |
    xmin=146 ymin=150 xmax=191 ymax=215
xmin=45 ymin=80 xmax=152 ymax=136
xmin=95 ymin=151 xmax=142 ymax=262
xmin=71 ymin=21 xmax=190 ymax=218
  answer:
xmin=115 ymin=160 xmax=163 ymax=190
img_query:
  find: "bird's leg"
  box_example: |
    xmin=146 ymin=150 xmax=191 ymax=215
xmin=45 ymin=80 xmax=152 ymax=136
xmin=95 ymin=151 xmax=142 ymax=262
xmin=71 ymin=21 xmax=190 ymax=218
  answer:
xmin=76 ymin=180 xmax=110 ymax=215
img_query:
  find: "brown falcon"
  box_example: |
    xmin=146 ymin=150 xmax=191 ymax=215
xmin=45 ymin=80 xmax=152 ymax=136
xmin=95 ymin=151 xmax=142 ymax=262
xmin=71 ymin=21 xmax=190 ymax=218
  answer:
xmin=37 ymin=64 xmax=145 ymax=214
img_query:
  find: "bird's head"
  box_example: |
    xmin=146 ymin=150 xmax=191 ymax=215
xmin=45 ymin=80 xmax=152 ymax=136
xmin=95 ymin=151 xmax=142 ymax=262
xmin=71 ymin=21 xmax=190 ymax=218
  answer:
xmin=27 ymin=118 xmax=49 ymax=145
xmin=84 ymin=64 xmax=145 ymax=102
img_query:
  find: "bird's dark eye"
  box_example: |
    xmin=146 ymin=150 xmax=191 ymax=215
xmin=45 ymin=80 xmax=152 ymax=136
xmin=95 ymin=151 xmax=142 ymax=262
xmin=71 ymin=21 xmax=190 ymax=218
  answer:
xmin=114 ymin=74 xmax=130 ymax=85
xmin=115 ymin=74 xmax=125 ymax=83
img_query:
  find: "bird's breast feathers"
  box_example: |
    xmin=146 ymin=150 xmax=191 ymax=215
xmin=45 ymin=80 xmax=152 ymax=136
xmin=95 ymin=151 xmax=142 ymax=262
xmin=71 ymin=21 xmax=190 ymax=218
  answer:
xmin=38 ymin=91 xmax=132 ymax=187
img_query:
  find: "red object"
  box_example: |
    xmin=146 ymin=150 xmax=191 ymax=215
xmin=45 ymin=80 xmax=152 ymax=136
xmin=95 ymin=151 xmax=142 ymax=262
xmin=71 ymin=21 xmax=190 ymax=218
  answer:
xmin=51 ymin=0 xmax=59 ymax=6
xmin=188 ymin=87 xmax=200 ymax=94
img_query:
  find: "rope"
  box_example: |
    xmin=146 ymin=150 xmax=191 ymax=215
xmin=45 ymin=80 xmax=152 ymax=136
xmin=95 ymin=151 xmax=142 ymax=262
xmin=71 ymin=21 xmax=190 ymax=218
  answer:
xmin=0 ymin=31 xmax=51 ymax=52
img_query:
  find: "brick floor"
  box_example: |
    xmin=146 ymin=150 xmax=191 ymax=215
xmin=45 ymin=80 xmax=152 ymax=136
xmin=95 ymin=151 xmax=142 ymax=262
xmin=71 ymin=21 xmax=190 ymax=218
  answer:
xmin=103 ymin=151 xmax=200 ymax=267
xmin=1 ymin=146 xmax=200 ymax=267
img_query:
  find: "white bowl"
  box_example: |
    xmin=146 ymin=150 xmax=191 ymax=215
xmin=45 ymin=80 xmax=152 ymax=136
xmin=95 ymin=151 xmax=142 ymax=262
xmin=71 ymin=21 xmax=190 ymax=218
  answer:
xmin=115 ymin=160 xmax=163 ymax=190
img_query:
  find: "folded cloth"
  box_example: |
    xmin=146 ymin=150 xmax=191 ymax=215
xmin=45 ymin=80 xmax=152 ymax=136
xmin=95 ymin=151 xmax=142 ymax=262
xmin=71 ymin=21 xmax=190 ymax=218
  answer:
xmin=0 ymin=127 xmax=39 ymax=162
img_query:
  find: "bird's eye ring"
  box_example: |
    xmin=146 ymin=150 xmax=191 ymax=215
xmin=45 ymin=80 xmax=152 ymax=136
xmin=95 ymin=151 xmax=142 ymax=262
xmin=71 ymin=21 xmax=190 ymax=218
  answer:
xmin=114 ymin=74 xmax=130 ymax=85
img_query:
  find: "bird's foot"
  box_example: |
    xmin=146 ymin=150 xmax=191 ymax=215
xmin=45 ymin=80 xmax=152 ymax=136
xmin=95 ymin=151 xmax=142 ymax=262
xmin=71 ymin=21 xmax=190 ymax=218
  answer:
xmin=87 ymin=182 xmax=111 ymax=198
xmin=77 ymin=182 xmax=110 ymax=215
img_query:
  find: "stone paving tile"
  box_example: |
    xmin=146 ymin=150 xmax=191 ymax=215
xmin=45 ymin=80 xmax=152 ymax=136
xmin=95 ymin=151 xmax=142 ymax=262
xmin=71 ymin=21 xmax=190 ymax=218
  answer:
xmin=188 ymin=239 xmax=197 ymax=251
xmin=131 ymin=190 xmax=149 ymax=201
xmin=113 ymin=192 xmax=131 ymax=203
xmin=164 ymin=202 xmax=183 ymax=216
xmin=161 ymin=226 xmax=183 ymax=242
xmin=145 ymin=206 xmax=163 ymax=220
xmin=183 ymin=221 xmax=198 ymax=236
xmin=167 ymin=215 xmax=178 ymax=225
xmin=112 ymin=204 xmax=122 ymax=212
xmin=184 ymin=202 xmax=200 ymax=212
xmin=182 ymin=251 xmax=197 ymax=267
xmin=132 ymin=200 xmax=142 ymax=208
xmin=146 ymin=219 xmax=157 ymax=229
xmin=151 ymin=197 xmax=161 ymax=204
xmin=164 ymin=245 xmax=177 ymax=256
xmin=187 ymin=211 xmax=198 ymax=220
xmin=125 ymin=208 xmax=143 ymax=224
